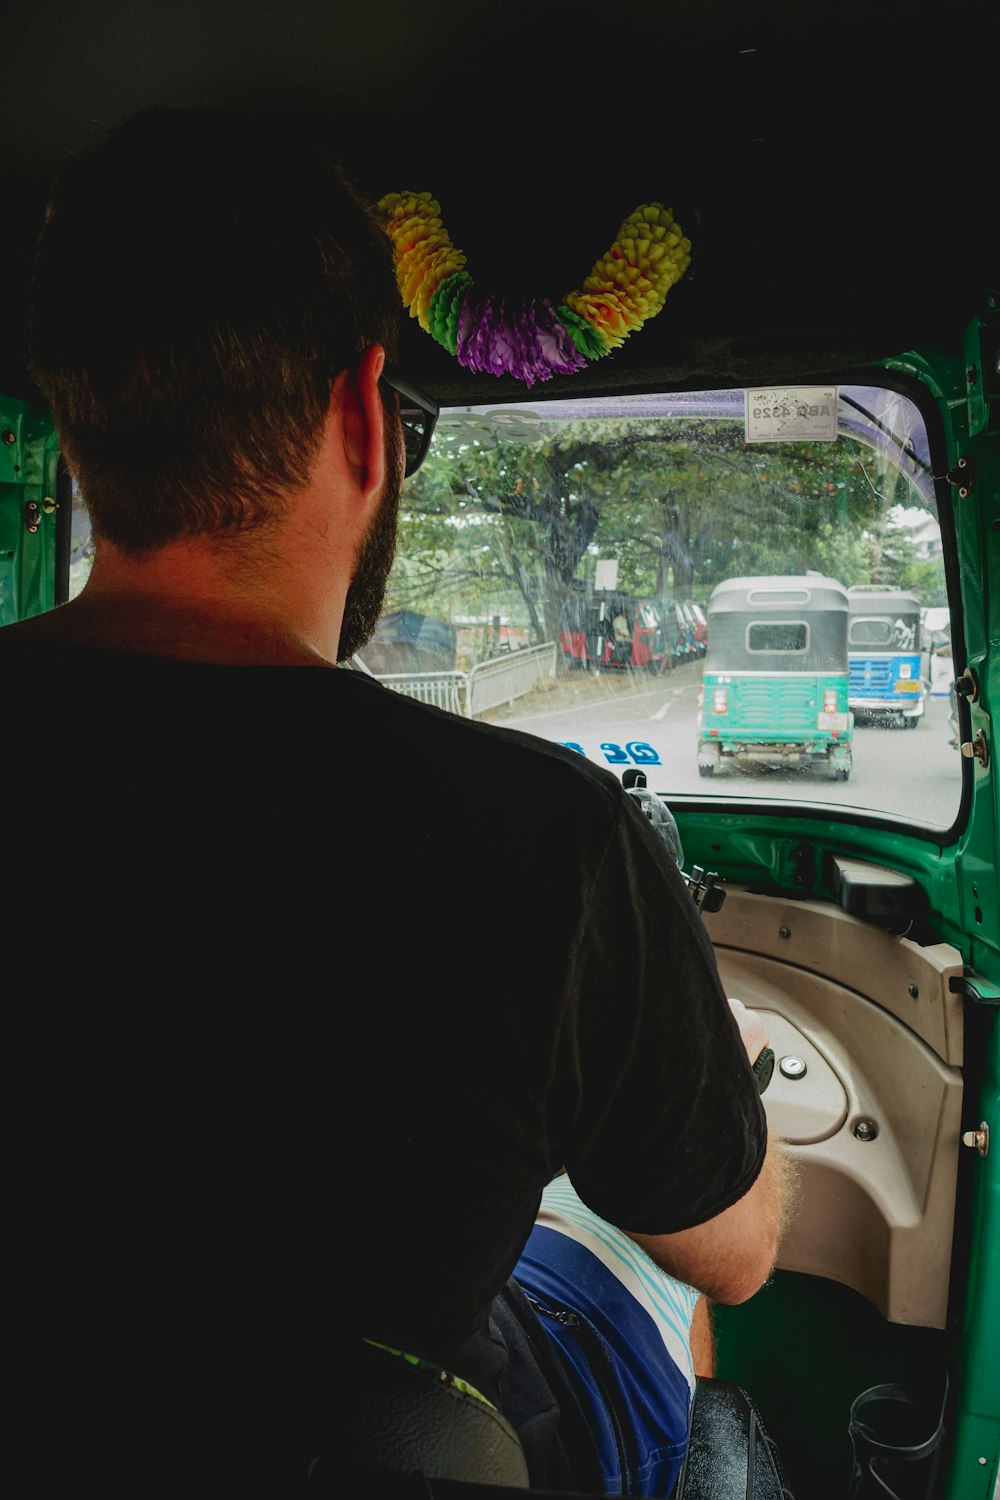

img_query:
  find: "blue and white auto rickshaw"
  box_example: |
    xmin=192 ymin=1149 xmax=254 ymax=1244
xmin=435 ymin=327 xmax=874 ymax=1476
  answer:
xmin=847 ymin=586 xmax=927 ymax=728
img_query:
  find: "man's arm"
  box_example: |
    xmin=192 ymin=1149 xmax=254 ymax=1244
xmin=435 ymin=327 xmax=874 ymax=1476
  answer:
xmin=626 ymin=1136 xmax=794 ymax=1304
xmin=626 ymin=998 xmax=797 ymax=1304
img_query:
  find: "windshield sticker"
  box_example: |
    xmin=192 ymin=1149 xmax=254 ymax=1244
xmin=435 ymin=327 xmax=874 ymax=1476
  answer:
xmin=561 ymin=740 xmax=663 ymax=768
xmin=745 ymin=386 xmax=838 ymax=443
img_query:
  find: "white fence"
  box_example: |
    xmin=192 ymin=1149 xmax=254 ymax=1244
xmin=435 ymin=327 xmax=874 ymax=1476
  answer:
xmin=375 ymin=641 xmax=558 ymax=718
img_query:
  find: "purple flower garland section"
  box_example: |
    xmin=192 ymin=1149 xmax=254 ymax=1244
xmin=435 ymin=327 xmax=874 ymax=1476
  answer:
xmin=455 ymin=292 xmax=590 ymax=384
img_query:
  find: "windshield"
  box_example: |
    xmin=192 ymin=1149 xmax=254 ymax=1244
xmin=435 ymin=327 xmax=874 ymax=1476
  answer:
xmin=361 ymin=381 xmax=959 ymax=831
xmin=64 ymin=380 xmax=960 ymax=831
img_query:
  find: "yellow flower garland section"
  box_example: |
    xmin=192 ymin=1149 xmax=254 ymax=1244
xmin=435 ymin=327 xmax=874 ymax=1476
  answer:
xmin=377 ymin=191 xmax=691 ymax=386
xmin=564 ymin=204 xmax=691 ymax=349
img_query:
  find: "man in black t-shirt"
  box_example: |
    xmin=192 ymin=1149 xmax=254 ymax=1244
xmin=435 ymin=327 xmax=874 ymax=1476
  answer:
xmin=7 ymin=104 xmax=792 ymax=1488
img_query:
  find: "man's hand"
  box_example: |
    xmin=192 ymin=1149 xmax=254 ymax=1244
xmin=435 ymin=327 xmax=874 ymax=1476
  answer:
xmin=727 ymin=996 xmax=769 ymax=1067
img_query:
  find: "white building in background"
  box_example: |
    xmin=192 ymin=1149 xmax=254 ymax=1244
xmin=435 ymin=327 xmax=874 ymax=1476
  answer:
xmin=922 ymin=606 xmax=952 ymax=697
xmin=888 ymin=506 xmax=942 ymax=560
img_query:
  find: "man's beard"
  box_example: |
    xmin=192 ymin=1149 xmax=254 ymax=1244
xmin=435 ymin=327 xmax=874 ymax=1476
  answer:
xmin=337 ymin=413 xmax=403 ymax=662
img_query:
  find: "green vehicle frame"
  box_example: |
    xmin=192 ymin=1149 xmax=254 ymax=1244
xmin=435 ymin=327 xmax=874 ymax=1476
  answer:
xmin=0 ymin=6 xmax=996 ymax=1498
xmin=697 ymin=574 xmax=854 ymax=781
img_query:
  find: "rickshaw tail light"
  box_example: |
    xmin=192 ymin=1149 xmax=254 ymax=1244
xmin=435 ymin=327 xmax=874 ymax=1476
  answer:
xmin=712 ymin=688 xmax=728 ymax=714
xmin=823 ymin=689 xmax=838 ymax=713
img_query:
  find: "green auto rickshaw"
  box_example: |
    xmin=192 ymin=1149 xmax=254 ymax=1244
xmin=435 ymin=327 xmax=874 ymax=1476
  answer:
xmin=697 ymin=573 xmax=854 ymax=779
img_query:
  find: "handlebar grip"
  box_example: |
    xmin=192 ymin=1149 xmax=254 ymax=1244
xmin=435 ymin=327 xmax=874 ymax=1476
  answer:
xmin=753 ymin=1047 xmax=775 ymax=1095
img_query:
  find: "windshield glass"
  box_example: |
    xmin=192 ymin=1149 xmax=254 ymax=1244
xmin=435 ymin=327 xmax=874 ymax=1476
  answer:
xmin=63 ymin=381 xmax=960 ymax=831
xmin=360 ymin=381 xmax=959 ymax=831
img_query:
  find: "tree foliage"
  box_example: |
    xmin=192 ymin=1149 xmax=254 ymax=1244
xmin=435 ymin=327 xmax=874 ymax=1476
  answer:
xmin=384 ymin=416 xmax=944 ymax=658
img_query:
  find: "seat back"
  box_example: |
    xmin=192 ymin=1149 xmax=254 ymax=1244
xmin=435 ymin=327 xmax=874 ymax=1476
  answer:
xmin=351 ymin=1340 xmax=530 ymax=1488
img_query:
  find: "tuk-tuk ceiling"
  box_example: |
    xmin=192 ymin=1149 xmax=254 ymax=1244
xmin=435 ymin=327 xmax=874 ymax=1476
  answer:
xmin=0 ymin=2 xmax=994 ymax=408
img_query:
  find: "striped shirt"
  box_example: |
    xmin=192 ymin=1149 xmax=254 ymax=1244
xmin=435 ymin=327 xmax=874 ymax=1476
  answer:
xmin=515 ymin=1174 xmax=699 ymax=1497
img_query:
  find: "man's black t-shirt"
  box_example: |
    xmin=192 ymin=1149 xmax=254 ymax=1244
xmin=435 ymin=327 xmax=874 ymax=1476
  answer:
xmin=3 ymin=641 xmax=766 ymax=1485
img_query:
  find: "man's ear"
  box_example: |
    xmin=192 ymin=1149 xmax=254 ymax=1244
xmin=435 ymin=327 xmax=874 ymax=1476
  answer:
xmin=333 ymin=344 xmax=388 ymax=504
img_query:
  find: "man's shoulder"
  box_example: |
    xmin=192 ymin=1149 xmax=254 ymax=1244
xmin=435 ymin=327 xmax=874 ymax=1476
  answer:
xmin=340 ymin=669 xmax=631 ymax=828
xmin=0 ymin=634 xmax=629 ymax=823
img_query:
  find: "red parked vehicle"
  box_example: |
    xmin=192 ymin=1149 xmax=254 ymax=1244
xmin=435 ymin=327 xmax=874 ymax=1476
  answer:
xmin=685 ymin=600 xmax=709 ymax=655
xmin=560 ymin=590 xmax=667 ymax=671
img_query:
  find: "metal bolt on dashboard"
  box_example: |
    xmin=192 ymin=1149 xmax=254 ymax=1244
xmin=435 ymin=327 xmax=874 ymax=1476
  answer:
xmin=779 ymin=1056 xmax=807 ymax=1080
xmin=853 ymin=1119 xmax=879 ymax=1142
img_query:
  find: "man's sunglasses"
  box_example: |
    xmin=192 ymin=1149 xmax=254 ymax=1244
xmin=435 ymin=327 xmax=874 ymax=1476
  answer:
xmin=380 ymin=366 xmax=440 ymax=478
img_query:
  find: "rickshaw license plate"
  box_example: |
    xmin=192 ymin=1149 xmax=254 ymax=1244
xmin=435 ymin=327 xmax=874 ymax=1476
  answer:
xmin=818 ymin=712 xmax=850 ymax=731
xmin=895 ymin=680 xmax=922 ymax=692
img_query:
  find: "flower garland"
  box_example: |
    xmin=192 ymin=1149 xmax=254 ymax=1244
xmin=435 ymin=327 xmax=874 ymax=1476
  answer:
xmin=376 ymin=191 xmax=692 ymax=388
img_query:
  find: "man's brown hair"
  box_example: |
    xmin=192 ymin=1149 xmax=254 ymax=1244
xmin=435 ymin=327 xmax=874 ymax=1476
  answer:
xmin=28 ymin=105 xmax=401 ymax=553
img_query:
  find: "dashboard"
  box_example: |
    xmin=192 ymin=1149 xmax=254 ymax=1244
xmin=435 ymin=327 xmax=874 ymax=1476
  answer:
xmin=702 ymin=886 xmax=964 ymax=1328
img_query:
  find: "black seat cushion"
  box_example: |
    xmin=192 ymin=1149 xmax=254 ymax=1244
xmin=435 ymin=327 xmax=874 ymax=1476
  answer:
xmin=351 ymin=1341 xmax=529 ymax=1488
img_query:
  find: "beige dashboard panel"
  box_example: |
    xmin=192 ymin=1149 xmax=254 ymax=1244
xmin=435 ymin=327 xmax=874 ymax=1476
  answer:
xmin=707 ymin=889 xmax=964 ymax=1329
xmin=703 ymin=885 xmax=965 ymax=1065
xmin=743 ymin=1010 xmax=847 ymax=1144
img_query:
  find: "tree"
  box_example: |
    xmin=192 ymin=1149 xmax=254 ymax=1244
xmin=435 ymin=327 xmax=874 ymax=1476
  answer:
xmin=383 ymin=416 xmax=946 ymax=665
